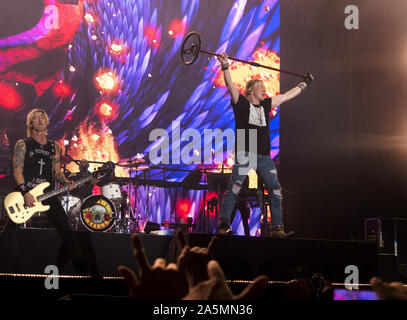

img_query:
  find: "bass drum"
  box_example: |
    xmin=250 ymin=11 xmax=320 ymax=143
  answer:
xmin=79 ymin=195 xmax=116 ymax=232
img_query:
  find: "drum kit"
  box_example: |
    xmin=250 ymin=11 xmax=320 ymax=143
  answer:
xmin=61 ymin=156 xmax=147 ymax=233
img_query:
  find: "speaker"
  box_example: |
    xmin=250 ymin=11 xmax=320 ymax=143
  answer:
xmin=143 ymin=221 xmax=160 ymax=234
xmin=181 ymin=169 xmax=202 ymax=187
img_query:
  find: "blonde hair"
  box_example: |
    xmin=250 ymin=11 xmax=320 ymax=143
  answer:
xmin=245 ymin=79 xmax=264 ymax=97
xmin=26 ymin=108 xmax=49 ymax=137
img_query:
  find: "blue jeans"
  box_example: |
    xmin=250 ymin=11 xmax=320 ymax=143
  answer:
xmin=219 ymin=153 xmax=282 ymax=228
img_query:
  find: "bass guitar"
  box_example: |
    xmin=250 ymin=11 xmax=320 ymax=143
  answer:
xmin=4 ymin=161 xmax=114 ymax=224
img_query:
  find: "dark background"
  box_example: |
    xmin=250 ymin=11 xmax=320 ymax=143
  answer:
xmin=280 ymin=0 xmax=407 ymax=240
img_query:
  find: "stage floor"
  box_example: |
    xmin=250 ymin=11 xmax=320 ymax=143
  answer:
xmin=0 ymin=227 xmax=379 ymax=283
xmin=8 ymin=227 xmax=407 ymax=302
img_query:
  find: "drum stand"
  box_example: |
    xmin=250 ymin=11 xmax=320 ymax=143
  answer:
xmin=115 ymin=195 xmax=134 ymax=233
xmin=116 ymin=160 xmax=140 ymax=233
xmin=258 ymin=179 xmax=273 ymax=237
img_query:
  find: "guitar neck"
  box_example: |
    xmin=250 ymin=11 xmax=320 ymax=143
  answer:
xmin=37 ymin=175 xmax=93 ymax=202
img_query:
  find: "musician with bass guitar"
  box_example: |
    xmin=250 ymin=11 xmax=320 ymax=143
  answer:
xmin=0 ymin=108 xmax=92 ymax=275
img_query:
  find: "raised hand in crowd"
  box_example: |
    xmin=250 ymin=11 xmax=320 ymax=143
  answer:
xmin=177 ymin=230 xmax=269 ymax=300
xmin=119 ymin=230 xmax=269 ymax=300
xmin=370 ymin=277 xmax=407 ymax=300
xmin=118 ymin=233 xmax=189 ymax=300
xmin=177 ymin=229 xmax=217 ymax=287
xmin=183 ymin=259 xmax=269 ymax=300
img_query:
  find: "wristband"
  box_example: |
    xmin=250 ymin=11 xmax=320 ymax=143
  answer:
xmin=303 ymin=72 xmax=313 ymax=85
xmin=297 ymin=83 xmax=306 ymax=91
xmin=17 ymin=183 xmax=29 ymax=195
xmin=221 ymin=64 xmax=229 ymax=71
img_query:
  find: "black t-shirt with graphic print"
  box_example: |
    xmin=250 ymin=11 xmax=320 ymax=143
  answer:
xmin=231 ymin=94 xmax=272 ymax=155
xmin=23 ymin=137 xmax=56 ymax=190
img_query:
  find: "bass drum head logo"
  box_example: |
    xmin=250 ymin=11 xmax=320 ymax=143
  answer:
xmin=80 ymin=195 xmax=116 ymax=232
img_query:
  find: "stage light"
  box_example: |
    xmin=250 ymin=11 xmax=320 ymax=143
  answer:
xmin=180 ymin=203 xmax=189 ymax=212
xmin=226 ymin=157 xmax=234 ymax=167
xmin=52 ymin=81 xmax=72 ymax=98
xmin=177 ymin=199 xmax=193 ymax=218
xmin=110 ymin=43 xmax=123 ymax=55
xmin=144 ymin=25 xmax=160 ymax=47
xmin=95 ymin=101 xmax=118 ymax=122
xmin=0 ymin=82 xmax=23 ymax=109
xmin=99 ymin=103 xmax=113 ymax=117
xmin=94 ymin=71 xmax=118 ymax=91
xmin=84 ymin=13 xmax=95 ymax=23
xmin=69 ymin=66 xmax=76 ymax=72
xmin=91 ymin=35 xmax=98 ymax=41
xmin=168 ymin=19 xmax=186 ymax=38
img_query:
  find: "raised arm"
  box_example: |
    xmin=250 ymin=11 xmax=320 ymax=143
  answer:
xmin=271 ymin=73 xmax=314 ymax=108
xmin=218 ymin=53 xmax=239 ymax=105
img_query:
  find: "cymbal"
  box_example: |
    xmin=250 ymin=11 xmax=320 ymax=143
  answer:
xmin=117 ymin=157 xmax=146 ymax=167
xmin=122 ymin=164 xmax=150 ymax=170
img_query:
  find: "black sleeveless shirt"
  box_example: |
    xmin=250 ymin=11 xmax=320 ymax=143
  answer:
xmin=232 ymin=94 xmax=272 ymax=155
xmin=23 ymin=137 xmax=56 ymax=190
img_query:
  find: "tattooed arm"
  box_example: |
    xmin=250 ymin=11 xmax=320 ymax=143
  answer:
xmin=13 ymin=140 xmax=26 ymax=186
xmin=13 ymin=140 xmax=35 ymax=206
xmin=53 ymin=142 xmax=70 ymax=185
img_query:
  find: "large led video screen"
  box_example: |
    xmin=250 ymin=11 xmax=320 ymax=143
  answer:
xmin=0 ymin=0 xmax=280 ymax=235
